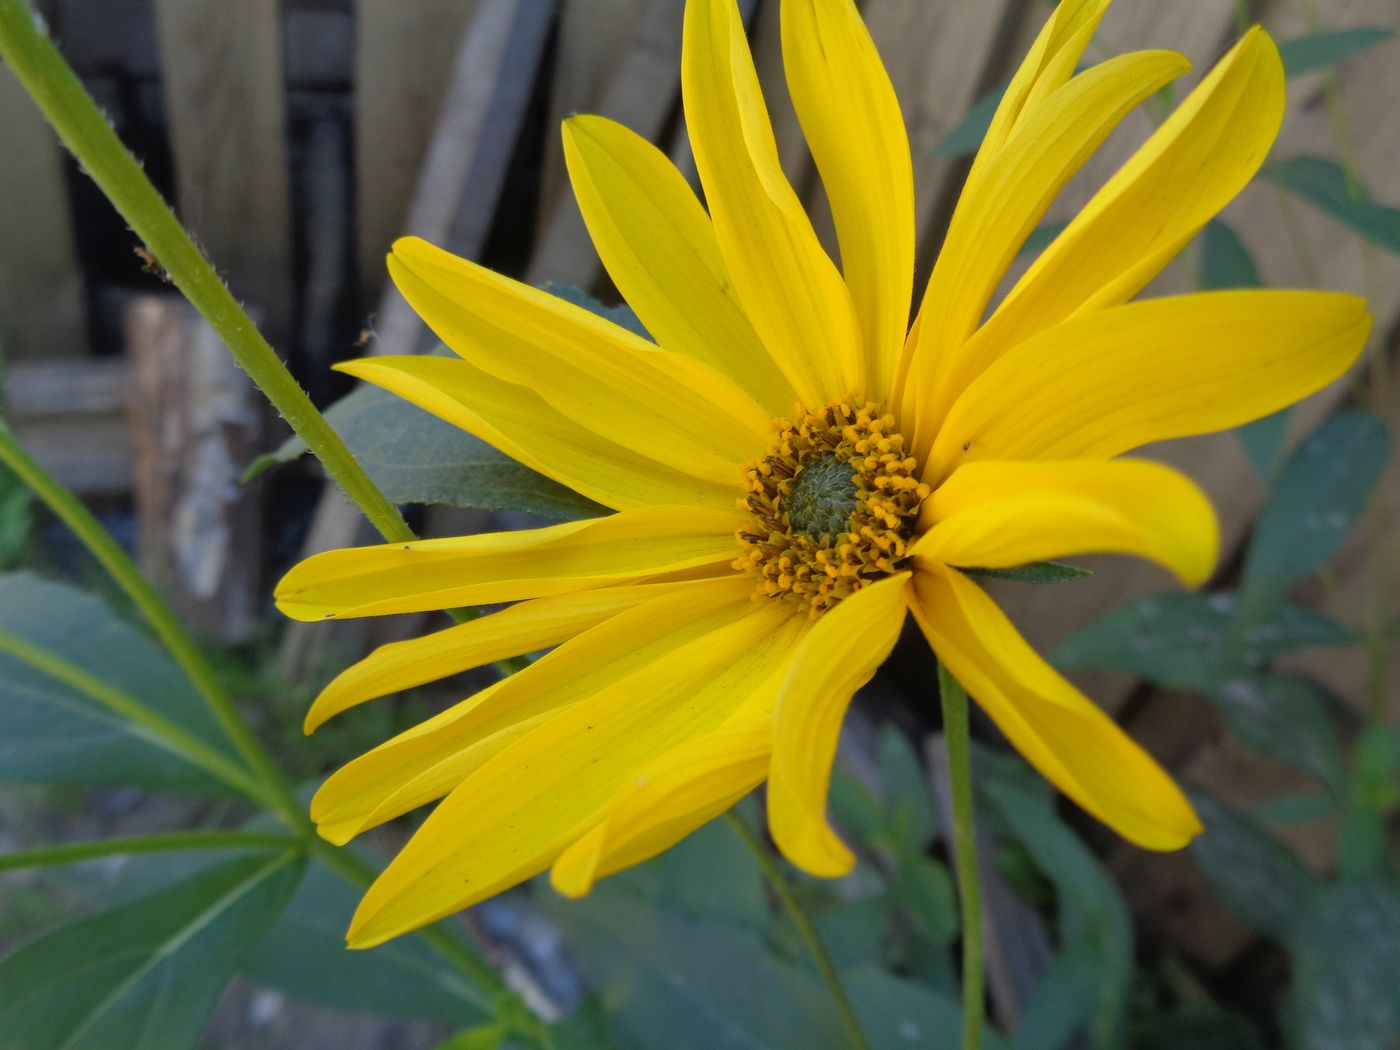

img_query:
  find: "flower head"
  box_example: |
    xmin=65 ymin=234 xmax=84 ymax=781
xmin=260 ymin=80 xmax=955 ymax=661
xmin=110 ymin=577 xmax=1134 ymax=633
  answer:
xmin=276 ymin=0 xmax=1370 ymax=948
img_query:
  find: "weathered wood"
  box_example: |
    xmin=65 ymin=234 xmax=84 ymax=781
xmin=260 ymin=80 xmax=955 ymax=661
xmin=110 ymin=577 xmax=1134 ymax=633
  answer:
xmin=4 ymin=358 xmax=129 ymax=495
xmin=126 ymin=296 xmax=263 ymax=644
xmin=526 ymin=0 xmax=688 ymax=289
xmin=153 ymin=0 xmax=293 ymax=348
xmin=0 ymin=63 xmax=88 ymax=360
xmin=354 ymin=0 xmax=480 ymax=303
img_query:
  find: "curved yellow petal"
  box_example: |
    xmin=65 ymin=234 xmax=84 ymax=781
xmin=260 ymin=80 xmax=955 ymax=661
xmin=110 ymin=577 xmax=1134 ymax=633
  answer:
xmin=768 ymin=572 xmax=911 ymax=877
xmin=902 ymin=50 xmax=1189 ymax=451
xmin=781 ymin=0 xmax=913 ymax=403
xmin=914 ymin=459 xmax=1219 ymax=588
xmin=551 ymin=717 xmax=772 ymax=898
xmin=336 ymin=355 xmax=739 ymax=512
xmin=389 ymin=237 xmax=768 ymax=482
xmin=275 ymin=506 xmax=745 ymax=621
xmin=682 ymin=0 xmax=863 ymax=405
xmin=310 ymin=576 xmax=759 ymax=844
xmin=911 ymin=565 xmax=1201 ymax=850
xmin=305 ymin=579 xmax=714 ymax=732
xmin=938 ymin=28 xmax=1286 ymax=412
xmin=560 ymin=114 xmax=797 ymax=415
xmin=346 ymin=598 xmax=804 ymax=948
xmin=928 ymin=291 xmax=1371 ymax=483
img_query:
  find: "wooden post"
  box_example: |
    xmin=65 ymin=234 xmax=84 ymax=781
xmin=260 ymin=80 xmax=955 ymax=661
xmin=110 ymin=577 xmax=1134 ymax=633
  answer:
xmin=3 ymin=358 xmax=129 ymax=496
xmin=0 ymin=63 xmax=89 ymax=360
xmin=152 ymin=0 xmax=293 ymax=350
xmin=126 ymin=296 xmax=263 ymax=644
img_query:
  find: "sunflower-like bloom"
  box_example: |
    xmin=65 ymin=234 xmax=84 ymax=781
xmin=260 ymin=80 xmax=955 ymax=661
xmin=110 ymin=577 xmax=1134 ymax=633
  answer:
xmin=276 ymin=0 xmax=1370 ymax=948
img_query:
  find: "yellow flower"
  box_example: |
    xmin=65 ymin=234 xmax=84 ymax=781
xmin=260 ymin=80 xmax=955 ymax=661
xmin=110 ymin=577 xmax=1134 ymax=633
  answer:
xmin=276 ymin=0 xmax=1370 ymax=948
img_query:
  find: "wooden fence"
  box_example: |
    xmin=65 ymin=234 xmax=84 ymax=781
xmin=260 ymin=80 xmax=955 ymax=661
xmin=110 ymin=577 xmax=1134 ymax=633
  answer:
xmin=1 ymin=0 xmax=1397 ymax=980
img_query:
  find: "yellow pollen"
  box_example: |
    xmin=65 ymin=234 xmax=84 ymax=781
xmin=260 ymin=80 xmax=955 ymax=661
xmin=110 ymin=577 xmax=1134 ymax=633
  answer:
xmin=734 ymin=401 xmax=930 ymax=618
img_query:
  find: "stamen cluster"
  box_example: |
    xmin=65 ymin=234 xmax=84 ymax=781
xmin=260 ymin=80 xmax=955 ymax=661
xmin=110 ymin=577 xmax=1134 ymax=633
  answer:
xmin=735 ymin=402 xmax=929 ymax=618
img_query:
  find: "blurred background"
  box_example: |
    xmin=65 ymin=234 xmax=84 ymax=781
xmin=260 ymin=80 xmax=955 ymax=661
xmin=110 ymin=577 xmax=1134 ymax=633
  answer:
xmin=1 ymin=1 xmax=1398 ymax=1048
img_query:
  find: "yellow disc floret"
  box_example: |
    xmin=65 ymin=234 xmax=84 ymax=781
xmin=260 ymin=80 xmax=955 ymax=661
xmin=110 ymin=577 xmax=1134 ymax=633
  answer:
xmin=735 ymin=401 xmax=930 ymax=618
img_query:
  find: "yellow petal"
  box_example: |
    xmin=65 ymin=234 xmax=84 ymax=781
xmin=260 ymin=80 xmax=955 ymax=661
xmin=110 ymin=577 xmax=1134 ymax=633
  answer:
xmin=902 ymin=50 xmax=1188 ymax=450
xmin=560 ymin=114 xmax=797 ymax=415
xmin=911 ymin=565 xmax=1201 ymax=850
xmin=336 ymin=355 xmax=739 ymax=512
xmin=781 ymin=0 xmax=913 ymax=403
xmin=275 ymin=506 xmax=744 ymax=621
xmin=768 ymin=572 xmax=911 ymax=877
xmin=939 ymin=29 xmax=1286 ymax=409
xmin=389 ymin=237 xmax=768 ymax=483
xmin=928 ymin=291 xmax=1371 ymax=483
xmin=347 ymin=598 xmax=803 ymax=948
xmin=311 ymin=576 xmax=759 ymax=844
xmin=914 ymin=459 xmax=1219 ymax=588
xmin=551 ymin=717 xmax=772 ymax=898
xmin=976 ymin=0 xmax=1110 ymax=167
xmin=682 ymin=0 xmax=863 ymax=404
xmin=305 ymin=579 xmax=712 ymax=732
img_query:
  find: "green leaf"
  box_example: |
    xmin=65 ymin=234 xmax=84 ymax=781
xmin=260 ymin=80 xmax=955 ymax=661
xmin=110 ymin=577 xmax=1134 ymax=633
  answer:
xmin=890 ymin=854 xmax=958 ymax=948
xmin=1268 ymin=156 xmax=1400 ymax=255
xmin=1238 ymin=411 xmax=1390 ymax=623
xmin=542 ymin=282 xmax=651 ymax=341
xmin=0 ymin=463 xmax=31 ymax=569
xmin=1016 ymin=221 xmax=1069 ymax=260
xmin=844 ymin=965 xmax=1009 ymax=1050
xmin=1277 ymin=27 xmax=1394 ymax=79
xmin=437 ymin=1023 xmax=511 ymax=1050
xmin=1188 ymin=792 xmax=1317 ymax=941
xmin=1012 ymin=952 xmax=1099 ymax=1050
xmin=0 ymin=850 xmax=302 ymax=1049
xmin=1053 ymin=591 xmax=1352 ymax=693
xmin=1336 ymin=807 xmax=1390 ymax=882
xmin=1352 ymin=725 xmax=1400 ymax=811
xmin=1253 ymin=792 xmax=1340 ymax=825
xmin=246 ymin=372 xmax=607 ymax=521
xmin=242 ymin=853 xmax=492 ymax=1024
xmin=876 ymin=724 xmax=937 ymax=854
xmin=0 ymin=571 xmax=242 ymax=794
xmin=934 ymin=84 xmax=1005 ymax=159
xmin=1209 ymin=673 xmax=1345 ymax=792
xmin=964 ymin=561 xmax=1092 ymax=585
xmin=1285 ymin=882 xmax=1400 ymax=1050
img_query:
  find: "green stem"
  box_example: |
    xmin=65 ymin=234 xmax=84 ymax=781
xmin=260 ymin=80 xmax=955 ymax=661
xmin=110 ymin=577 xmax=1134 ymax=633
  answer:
xmin=0 ymin=625 xmax=273 ymax=805
xmin=0 ymin=423 xmax=301 ymax=828
xmin=0 ymin=831 xmax=302 ymax=873
xmin=939 ymin=663 xmax=984 ymax=1050
xmin=723 ymin=811 xmax=871 ymax=1050
xmin=0 ymin=0 xmax=413 ymax=549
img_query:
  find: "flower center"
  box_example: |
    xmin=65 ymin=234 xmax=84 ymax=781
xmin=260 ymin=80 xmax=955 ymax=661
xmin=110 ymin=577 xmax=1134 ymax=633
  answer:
xmin=734 ymin=401 xmax=930 ymax=618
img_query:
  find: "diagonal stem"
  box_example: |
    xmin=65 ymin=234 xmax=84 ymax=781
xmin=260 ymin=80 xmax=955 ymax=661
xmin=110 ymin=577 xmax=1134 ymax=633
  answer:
xmin=0 ymin=831 xmax=302 ymax=873
xmin=723 ymin=810 xmax=871 ymax=1050
xmin=939 ymin=662 xmax=984 ymax=1050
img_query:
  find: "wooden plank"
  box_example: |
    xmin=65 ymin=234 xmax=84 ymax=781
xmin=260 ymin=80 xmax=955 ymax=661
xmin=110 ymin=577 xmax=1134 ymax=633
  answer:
xmin=4 ymin=358 xmax=129 ymax=495
xmin=354 ymin=0 xmax=480 ymax=303
xmin=526 ymin=0 xmax=688 ymax=289
xmin=126 ymin=296 xmax=263 ymax=643
xmin=153 ymin=0 xmax=293 ymax=348
xmin=0 ymin=64 xmax=88 ymax=359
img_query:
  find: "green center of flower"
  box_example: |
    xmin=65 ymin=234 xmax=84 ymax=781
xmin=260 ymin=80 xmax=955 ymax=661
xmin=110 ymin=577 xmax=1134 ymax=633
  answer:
xmin=785 ymin=454 xmax=859 ymax=540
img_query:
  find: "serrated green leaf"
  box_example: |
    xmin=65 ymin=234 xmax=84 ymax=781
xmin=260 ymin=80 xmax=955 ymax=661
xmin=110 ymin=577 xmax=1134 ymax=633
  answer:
xmin=934 ymin=84 xmax=1005 ymax=159
xmin=1209 ymin=673 xmax=1345 ymax=792
xmin=242 ymin=853 xmax=492 ymax=1024
xmin=1188 ymin=792 xmax=1317 ymax=941
xmin=0 ymin=851 xmax=302 ymax=1050
xmin=0 ymin=572 xmax=241 ymax=794
xmin=964 ymin=561 xmax=1092 ymax=585
xmin=247 ymin=366 xmax=607 ymax=520
xmin=1278 ymin=27 xmax=1394 ymax=79
xmin=1052 ymin=591 xmax=1353 ymax=692
xmin=1285 ymin=882 xmax=1400 ymax=1050
xmin=1269 ymin=155 xmax=1400 ymax=255
xmin=1238 ymin=411 xmax=1390 ymax=623
xmin=1254 ymin=793 xmax=1340 ymax=825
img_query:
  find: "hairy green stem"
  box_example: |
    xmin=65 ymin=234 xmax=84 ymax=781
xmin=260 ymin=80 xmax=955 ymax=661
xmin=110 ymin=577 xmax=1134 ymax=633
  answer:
xmin=0 ymin=831 xmax=302 ymax=873
xmin=0 ymin=0 xmax=413 ymax=548
xmin=0 ymin=423 xmax=302 ymax=827
xmin=939 ymin=663 xmax=984 ymax=1050
xmin=723 ymin=811 xmax=871 ymax=1050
